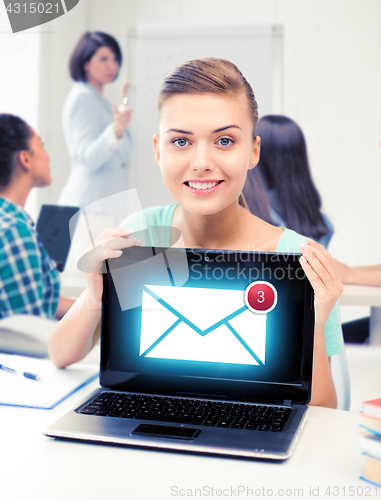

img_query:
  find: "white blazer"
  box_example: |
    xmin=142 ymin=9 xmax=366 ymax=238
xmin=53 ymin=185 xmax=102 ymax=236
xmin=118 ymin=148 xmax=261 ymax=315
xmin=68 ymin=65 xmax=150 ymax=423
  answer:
xmin=59 ymin=82 xmax=133 ymax=219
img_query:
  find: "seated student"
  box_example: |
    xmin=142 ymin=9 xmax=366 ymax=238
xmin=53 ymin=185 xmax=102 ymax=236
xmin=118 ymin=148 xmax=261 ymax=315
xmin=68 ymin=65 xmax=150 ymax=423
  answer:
xmin=48 ymin=58 xmax=343 ymax=408
xmin=244 ymin=115 xmax=333 ymax=248
xmin=334 ymin=261 xmax=381 ymax=287
xmin=0 ymin=114 xmax=74 ymax=319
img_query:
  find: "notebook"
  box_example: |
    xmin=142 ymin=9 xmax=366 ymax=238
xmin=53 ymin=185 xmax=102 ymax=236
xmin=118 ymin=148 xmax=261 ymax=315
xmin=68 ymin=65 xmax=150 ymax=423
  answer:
xmin=36 ymin=205 xmax=79 ymax=272
xmin=44 ymin=246 xmax=314 ymax=460
xmin=0 ymin=353 xmax=98 ymax=409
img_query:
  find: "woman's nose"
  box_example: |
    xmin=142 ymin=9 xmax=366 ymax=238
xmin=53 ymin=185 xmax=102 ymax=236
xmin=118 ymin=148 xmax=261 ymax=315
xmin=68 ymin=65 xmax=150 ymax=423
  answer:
xmin=190 ymin=144 xmax=214 ymax=172
xmin=109 ymin=59 xmax=119 ymax=71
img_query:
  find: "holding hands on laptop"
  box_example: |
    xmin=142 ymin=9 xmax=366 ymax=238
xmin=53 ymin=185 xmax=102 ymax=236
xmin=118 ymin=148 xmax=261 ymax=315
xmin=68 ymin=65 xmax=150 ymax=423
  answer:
xmin=48 ymin=227 xmax=141 ymax=365
xmin=48 ymin=57 xmax=343 ymax=409
xmin=81 ymin=227 xmax=141 ymax=306
xmin=300 ymin=239 xmax=343 ymax=335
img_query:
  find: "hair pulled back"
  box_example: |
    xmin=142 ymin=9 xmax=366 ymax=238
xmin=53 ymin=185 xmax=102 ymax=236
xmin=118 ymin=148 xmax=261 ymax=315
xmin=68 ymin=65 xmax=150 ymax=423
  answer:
xmin=0 ymin=114 xmax=32 ymax=188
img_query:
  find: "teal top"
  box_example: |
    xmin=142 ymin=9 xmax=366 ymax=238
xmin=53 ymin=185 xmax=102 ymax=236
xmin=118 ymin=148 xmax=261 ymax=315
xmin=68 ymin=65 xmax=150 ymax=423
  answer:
xmin=121 ymin=204 xmax=343 ymax=357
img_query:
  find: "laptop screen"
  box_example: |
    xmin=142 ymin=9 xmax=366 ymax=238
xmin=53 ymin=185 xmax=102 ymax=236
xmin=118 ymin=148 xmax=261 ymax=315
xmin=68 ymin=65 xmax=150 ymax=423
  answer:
xmin=101 ymin=247 xmax=314 ymax=404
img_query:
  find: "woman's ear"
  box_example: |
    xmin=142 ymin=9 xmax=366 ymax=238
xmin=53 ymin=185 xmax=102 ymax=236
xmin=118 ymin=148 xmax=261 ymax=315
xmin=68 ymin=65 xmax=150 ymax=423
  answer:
xmin=248 ymin=136 xmax=261 ymax=170
xmin=17 ymin=150 xmax=32 ymax=172
xmin=153 ymin=134 xmax=161 ymax=166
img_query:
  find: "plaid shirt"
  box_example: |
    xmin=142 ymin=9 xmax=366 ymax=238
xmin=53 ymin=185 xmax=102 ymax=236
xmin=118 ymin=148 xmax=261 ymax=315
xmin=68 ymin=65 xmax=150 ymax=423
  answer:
xmin=0 ymin=197 xmax=60 ymax=319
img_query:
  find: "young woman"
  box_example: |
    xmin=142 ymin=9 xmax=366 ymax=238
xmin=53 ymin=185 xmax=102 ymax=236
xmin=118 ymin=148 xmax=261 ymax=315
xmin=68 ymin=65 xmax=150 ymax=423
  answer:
xmin=244 ymin=115 xmax=333 ymax=248
xmin=0 ymin=114 xmax=74 ymax=319
xmin=59 ymin=31 xmax=133 ymax=221
xmin=49 ymin=58 xmax=343 ymax=408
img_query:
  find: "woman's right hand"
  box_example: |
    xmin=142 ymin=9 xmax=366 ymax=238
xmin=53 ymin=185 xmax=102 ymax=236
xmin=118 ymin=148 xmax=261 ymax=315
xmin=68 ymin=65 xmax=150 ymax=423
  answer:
xmin=112 ymin=104 xmax=132 ymax=139
xmin=82 ymin=228 xmax=141 ymax=308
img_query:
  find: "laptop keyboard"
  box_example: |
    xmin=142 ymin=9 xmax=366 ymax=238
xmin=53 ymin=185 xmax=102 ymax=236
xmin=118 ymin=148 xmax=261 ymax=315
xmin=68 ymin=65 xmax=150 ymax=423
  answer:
xmin=77 ymin=392 xmax=292 ymax=432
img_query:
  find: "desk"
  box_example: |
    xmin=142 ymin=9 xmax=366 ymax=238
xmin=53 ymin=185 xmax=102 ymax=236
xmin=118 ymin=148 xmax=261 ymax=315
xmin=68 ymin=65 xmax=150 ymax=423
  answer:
xmin=2 ymin=346 xmax=381 ymax=500
xmin=0 ymin=398 xmax=373 ymax=500
xmin=341 ymin=285 xmax=381 ymax=344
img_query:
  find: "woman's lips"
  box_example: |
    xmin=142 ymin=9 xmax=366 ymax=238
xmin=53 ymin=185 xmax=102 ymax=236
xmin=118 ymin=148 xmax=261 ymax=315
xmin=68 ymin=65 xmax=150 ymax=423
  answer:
xmin=184 ymin=180 xmax=223 ymax=195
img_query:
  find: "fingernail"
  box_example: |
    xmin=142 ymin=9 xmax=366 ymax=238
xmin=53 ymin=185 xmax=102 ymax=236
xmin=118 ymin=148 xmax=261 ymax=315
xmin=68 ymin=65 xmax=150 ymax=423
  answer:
xmin=300 ymin=256 xmax=307 ymax=264
xmin=136 ymin=239 xmax=142 ymax=245
xmin=115 ymin=250 xmax=122 ymax=256
xmin=300 ymin=244 xmax=309 ymax=253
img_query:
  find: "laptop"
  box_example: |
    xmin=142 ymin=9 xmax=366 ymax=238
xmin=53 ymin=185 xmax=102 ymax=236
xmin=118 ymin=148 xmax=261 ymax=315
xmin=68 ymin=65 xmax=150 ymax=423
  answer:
xmin=44 ymin=245 xmax=314 ymax=460
xmin=36 ymin=205 xmax=79 ymax=272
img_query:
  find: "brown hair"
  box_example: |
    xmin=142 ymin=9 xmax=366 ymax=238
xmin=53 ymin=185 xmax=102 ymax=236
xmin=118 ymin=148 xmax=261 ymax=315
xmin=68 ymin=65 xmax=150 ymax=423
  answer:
xmin=157 ymin=57 xmax=259 ymax=139
xmin=157 ymin=57 xmax=259 ymax=209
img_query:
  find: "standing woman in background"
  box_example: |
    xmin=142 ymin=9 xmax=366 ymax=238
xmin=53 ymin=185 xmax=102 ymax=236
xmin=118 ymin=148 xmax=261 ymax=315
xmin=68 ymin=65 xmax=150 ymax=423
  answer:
xmin=59 ymin=32 xmax=133 ymax=222
xmin=244 ymin=115 xmax=333 ymax=248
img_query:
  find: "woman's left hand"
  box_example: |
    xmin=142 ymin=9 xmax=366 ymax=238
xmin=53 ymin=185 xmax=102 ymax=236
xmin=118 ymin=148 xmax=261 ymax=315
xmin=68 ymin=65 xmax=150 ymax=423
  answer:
xmin=300 ymin=239 xmax=343 ymax=335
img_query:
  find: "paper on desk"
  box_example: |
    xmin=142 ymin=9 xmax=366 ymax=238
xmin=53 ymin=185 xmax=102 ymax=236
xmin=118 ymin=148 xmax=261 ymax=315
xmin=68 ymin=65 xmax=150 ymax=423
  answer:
xmin=0 ymin=353 xmax=99 ymax=409
xmin=0 ymin=315 xmax=57 ymax=358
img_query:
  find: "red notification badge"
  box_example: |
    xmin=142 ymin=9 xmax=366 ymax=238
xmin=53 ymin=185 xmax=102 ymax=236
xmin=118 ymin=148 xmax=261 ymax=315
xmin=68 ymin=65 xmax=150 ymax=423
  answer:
xmin=244 ymin=281 xmax=278 ymax=314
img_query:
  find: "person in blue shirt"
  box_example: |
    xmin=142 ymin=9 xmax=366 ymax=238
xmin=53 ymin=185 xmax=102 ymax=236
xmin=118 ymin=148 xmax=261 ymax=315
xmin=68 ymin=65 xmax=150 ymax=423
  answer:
xmin=0 ymin=114 xmax=74 ymax=319
xmin=244 ymin=115 xmax=333 ymax=248
xmin=59 ymin=31 xmax=133 ymax=221
xmin=49 ymin=58 xmax=343 ymax=408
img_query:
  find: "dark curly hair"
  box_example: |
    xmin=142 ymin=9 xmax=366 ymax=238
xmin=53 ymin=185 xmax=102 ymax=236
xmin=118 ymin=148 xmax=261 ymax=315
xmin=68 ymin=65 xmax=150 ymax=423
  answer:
xmin=0 ymin=114 xmax=32 ymax=188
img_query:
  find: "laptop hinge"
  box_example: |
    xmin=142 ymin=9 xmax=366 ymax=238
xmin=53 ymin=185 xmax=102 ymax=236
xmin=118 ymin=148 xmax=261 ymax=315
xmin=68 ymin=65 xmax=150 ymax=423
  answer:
xmin=283 ymin=399 xmax=292 ymax=406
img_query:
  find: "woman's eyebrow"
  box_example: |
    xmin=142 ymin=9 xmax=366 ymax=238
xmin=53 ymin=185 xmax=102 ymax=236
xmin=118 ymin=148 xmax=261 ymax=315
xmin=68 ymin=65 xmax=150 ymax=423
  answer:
xmin=166 ymin=128 xmax=193 ymax=134
xmin=213 ymin=125 xmax=242 ymax=133
xmin=165 ymin=125 xmax=242 ymax=134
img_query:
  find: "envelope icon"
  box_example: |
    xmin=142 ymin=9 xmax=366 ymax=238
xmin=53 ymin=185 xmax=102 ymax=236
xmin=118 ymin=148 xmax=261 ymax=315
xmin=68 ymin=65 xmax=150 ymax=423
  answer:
xmin=140 ymin=285 xmax=267 ymax=366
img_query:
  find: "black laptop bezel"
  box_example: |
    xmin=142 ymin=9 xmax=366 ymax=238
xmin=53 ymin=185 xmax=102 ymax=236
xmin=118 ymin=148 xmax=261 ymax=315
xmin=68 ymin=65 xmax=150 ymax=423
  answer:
xmin=100 ymin=247 xmax=314 ymax=406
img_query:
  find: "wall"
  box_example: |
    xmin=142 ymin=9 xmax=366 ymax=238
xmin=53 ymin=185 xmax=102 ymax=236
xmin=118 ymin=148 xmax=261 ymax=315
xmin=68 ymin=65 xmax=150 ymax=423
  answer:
xmin=0 ymin=11 xmax=40 ymax=216
xmin=35 ymin=0 xmax=381 ymax=262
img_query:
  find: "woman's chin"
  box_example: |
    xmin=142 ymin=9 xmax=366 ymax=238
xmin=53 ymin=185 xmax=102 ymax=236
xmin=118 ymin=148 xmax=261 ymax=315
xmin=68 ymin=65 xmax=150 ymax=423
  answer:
xmin=180 ymin=199 xmax=238 ymax=217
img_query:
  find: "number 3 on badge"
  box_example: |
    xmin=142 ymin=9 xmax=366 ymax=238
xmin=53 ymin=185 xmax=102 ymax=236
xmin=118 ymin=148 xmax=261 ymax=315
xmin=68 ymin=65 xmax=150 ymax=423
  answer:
xmin=244 ymin=281 xmax=278 ymax=314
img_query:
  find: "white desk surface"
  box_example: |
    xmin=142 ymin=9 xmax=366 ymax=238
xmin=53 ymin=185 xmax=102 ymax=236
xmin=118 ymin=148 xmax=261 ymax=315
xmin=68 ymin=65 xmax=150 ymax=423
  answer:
xmin=1 ymin=346 xmax=381 ymax=500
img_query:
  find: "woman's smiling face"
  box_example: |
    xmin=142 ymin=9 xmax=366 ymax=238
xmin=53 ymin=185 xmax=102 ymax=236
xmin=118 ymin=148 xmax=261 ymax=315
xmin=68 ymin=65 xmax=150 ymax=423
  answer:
xmin=153 ymin=92 xmax=260 ymax=216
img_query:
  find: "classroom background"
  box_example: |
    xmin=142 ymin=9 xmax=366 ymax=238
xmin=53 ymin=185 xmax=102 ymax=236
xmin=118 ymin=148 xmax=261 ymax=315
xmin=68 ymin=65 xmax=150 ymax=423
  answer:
xmin=0 ymin=0 xmax=380 ymax=327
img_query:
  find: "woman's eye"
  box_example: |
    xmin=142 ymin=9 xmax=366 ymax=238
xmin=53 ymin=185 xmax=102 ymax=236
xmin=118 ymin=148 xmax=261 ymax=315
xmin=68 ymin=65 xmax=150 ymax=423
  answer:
xmin=173 ymin=138 xmax=189 ymax=147
xmin=217 ymin=137 xmax=233 ymax=146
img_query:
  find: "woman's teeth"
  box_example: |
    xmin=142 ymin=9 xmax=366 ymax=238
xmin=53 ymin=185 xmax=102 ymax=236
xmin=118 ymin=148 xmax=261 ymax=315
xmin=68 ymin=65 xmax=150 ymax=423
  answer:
xmin=188 ymin=181 xmax=219 ymax=190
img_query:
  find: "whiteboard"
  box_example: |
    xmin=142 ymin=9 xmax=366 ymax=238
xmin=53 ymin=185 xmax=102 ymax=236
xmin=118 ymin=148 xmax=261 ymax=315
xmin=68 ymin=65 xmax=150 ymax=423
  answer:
xmin=127 ymin=24 xmax=283 ymax=209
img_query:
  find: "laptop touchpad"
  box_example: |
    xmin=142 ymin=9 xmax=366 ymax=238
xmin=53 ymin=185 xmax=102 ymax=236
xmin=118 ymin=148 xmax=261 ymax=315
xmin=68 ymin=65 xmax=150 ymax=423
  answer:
xmin=132 ymin=423 xmax=201 ymax=440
